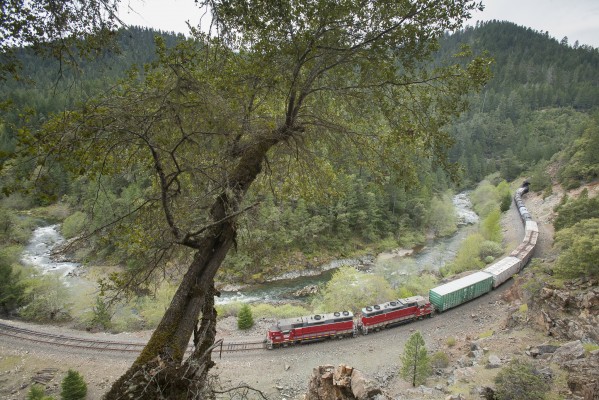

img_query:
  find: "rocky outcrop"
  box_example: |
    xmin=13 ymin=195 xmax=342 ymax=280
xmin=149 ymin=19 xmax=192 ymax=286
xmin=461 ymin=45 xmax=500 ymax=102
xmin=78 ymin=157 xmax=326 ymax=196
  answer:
xmin=552 ymin=345 xmax=599 ymax=400
xmin=533 ymin=279 xmax=599 ymax=342
xmin=304 ymin=364 xmax=384 ymax=400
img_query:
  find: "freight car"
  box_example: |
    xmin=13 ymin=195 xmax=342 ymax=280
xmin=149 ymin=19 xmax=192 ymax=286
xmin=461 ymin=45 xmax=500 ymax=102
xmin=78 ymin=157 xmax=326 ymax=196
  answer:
xmin=484 ymin=256 xmax=522 ymax=288
xmin=360 ymin=295 xmax=433 ymax=334
xmin=428 ymin=271 xmax=494 ymax=312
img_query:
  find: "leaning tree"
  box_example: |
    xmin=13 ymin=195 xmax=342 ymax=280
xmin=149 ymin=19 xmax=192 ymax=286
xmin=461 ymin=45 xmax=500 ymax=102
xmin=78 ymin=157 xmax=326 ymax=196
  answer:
xmin=27 ymin=0 xmax=491 ymax=398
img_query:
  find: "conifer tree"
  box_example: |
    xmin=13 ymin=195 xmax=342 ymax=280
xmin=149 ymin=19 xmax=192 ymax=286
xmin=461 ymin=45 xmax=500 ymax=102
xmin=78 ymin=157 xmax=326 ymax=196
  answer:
xmin=60 ymin=370 xmax=87 ymax=400
xmin=237 ymin=304 xmax=254 ymax=330
xmin=27 ymin=384 xmax=55 ymax=400
xmin=400 ymin=331 xmax=431 ymax=387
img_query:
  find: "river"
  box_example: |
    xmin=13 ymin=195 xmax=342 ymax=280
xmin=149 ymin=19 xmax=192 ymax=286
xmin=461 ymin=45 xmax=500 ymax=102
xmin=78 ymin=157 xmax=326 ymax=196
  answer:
xmin=217 ymin=192 xmax=479 ymax=304
xmin=20 ymin=193 xmax=478 ymax=304
xmin=21 ymin=224 xmax=80 ymax=278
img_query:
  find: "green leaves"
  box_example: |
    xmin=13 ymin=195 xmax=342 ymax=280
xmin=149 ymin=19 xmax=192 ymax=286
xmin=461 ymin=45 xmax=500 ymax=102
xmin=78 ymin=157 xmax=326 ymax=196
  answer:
xmin=494 ymin=360 xmax=549 ymax=400
xmin=313 ymin=266 xmax=395 ymax=313
xmin=554 ymin=218 xmax=599 ymax=279
xmin=400 ymin=331 xmax=431 ymax=387
xmin=237 ymin=303 xmax=254 ymax=330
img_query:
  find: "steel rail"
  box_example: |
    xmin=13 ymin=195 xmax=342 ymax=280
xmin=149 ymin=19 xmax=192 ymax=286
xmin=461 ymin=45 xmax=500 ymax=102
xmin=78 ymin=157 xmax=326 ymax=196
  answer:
xmin=0 ymin=322 xmax=266 ymax=354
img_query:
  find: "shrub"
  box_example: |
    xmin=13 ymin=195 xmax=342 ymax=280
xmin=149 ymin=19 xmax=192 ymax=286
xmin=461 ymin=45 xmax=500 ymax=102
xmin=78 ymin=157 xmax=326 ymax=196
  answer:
xmin=27 ymin=384 xmax=55 ymax=400
xmin=250 ymin=303 xmax=311 ymax=319
xmin=553 ymin=190 xmax=599 ymax=231
xmin=494 ymin=359 xmax=549 ymax=400
xmin=90 ymin=297 xmax=112 ymax=331
xmin=442 ymin=233 xmax=485 ymax=276
xmin=479 ymin=240 xmax=503 ymax=259
xmin=553 ymin=218 xmax=599 ymax=279
xmin=20 ymin=274 xmax=72 ymax=322
xmin=481 ymin=209 xmax=502 ymax=243
xmin=445 ymin=337 xmax=456 ymax=347
xmin=215 ymin=302 xmax=243 ymax=319
xmin=313 ymin=266 xmax=395 ymax=313
xmin=61 ymin=211 xmax=87 ymax=239
xmin=237 ymin=304 xmax=254 ymax=330
xmin=60 ymin=370 xmax=87 ymax=400
xmin=0 ymin=262 xmax=26 ymax=316
xmin=430 ymin=351 xmax=450 ymax=369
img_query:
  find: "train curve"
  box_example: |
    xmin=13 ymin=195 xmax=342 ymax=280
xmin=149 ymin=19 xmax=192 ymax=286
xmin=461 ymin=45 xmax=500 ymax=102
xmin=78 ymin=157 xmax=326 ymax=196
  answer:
xmin=1 ymin=183 xmax=536 ymax=355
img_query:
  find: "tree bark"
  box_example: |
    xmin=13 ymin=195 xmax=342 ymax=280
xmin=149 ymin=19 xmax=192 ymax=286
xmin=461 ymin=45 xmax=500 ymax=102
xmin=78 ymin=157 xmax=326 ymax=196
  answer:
xmin=104 ymin=137 xmax=280 ymax=399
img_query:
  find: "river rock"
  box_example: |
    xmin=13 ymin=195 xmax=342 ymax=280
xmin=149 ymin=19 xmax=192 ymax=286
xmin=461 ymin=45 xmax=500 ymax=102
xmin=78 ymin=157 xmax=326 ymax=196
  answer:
xmin=294 ymin=285 xmax=319 ymax=297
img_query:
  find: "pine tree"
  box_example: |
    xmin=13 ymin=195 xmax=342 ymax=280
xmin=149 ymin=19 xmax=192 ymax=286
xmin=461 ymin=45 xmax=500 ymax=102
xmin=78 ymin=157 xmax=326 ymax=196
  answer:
xmin=400 ymin=331 xmax=431 ymax=387
xmin=237 ymin=304 xmax=254 ymax=330
xmin=27 ymin=385 xmax=55 ymax=400
xmin=60 ymin=370 xmax=87 ymax=400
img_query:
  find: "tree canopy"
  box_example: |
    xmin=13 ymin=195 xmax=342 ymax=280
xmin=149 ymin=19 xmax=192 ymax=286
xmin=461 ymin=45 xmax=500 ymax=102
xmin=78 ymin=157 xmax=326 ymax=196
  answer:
xmin=0 ymin=0 xmax=121 ymax=80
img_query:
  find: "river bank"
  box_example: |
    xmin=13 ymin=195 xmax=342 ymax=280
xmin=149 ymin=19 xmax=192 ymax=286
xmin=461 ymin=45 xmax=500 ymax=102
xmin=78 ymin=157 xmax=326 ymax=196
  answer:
xmin=20 ymin=193 xmax=480 ymax=307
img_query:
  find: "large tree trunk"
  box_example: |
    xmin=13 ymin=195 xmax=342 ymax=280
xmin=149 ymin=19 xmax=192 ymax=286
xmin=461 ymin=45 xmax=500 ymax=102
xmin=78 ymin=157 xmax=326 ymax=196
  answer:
xmin=104 ymin=137 xmax=279 ymax=399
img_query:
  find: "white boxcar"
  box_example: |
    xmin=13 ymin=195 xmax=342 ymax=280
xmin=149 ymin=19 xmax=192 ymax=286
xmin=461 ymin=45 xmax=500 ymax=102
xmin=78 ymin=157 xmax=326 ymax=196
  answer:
xmin=525 ymin=220 xmax=539 ymax=234
xmin=483 ymin=256 xmax=522 ymax=288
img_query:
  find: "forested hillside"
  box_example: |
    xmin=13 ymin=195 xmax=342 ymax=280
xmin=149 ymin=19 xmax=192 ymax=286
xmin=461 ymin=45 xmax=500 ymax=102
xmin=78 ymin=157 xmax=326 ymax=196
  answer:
xmin=444 ymin=21 xmax=599 ymax=187
xmin=0 ymin=21 xmax=597 ymax=287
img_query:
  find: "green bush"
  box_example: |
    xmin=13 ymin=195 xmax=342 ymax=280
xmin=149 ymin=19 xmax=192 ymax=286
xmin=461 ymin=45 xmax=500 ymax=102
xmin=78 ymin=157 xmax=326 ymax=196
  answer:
xmin=430 ymin=351 xmax=450 ymax=369
xmin=61 ymin=211 xmax=87 ymax=239
xmin=27 ymin=384 xmax=55 ymax=400
xmin=250 ymin=303 xmax=311 ymax=319
xmin=237 ymin=304 xmax=254 ymax=330
xmin=481 ymin=209 xmax=502 ymax=243
xmin=0 ymin=262 xmax=26 ymax=316
xmin=479 ymin=240 xmax=503 ymax=259
xmin=312 ymin=266 xmax=395 ymax=313
xmin=553 ymin=189 xmax=599 ymax=231
xmin=442 ymin=233 xmax=485 ymax=276
xmin=553 ymin=218 xmax=599 ymax=279
xmin=496 ymin=180 xmax=513 ymax=212
xmin=90 ymin=297 xmax=112 ymax=331
xmin=60 ymin=369 xmax=87 ymax=400
xmin=529 ymin=161 xmax=553 ymax=195
xmin=494 ymin=359 xmax=549 ymax=400
xmin=215 ymin=302 xmax=243 ymax=320
xmin=20 ymin=274 xmax=72 ymax=322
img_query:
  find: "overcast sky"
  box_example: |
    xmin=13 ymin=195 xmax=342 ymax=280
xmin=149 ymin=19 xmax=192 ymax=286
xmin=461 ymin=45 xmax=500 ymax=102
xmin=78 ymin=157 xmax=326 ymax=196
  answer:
xmin=118 ymin=0 xmax=599 ymax=48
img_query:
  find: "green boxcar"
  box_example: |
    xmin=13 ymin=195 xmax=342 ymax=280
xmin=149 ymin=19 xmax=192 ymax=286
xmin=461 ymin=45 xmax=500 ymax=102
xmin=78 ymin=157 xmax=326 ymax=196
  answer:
xmin=429 ymin=271 xmax=494 ymax=312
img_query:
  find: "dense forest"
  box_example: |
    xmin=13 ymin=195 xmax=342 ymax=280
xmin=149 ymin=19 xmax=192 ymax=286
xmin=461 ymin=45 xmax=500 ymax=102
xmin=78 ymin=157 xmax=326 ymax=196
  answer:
xmin=0 ymin=21 xmax=598 ymax=322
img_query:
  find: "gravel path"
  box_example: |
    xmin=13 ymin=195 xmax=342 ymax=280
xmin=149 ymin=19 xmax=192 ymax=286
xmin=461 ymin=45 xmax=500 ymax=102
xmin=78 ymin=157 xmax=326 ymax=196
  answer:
xmin=0 ymin=194 xmax=540 ymax=400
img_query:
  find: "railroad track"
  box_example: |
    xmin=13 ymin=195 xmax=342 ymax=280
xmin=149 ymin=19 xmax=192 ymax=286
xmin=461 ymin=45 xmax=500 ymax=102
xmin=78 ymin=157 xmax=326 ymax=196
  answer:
xmin=0 ymin=322 xmax=266 ymax=355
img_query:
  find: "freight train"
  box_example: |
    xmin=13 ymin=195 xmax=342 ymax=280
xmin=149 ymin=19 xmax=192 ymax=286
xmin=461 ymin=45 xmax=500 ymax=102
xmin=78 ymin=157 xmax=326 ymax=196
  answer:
xmin=266 ymin=182 xmax=537 ymax=349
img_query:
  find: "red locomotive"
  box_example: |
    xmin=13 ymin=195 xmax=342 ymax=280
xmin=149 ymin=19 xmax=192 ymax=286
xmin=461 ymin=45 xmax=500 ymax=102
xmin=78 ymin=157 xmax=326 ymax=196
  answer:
xmin=266 ymin=311 xmax=356 ymax=349
xmin=266 ymin=296 xmax=433 ymax=348
xmin=360 ymin=295 xmax=433 ymax=334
